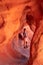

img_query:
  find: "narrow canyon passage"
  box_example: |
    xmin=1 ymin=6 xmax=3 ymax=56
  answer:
xmin=0 ymin=0 xmax=43 ymax=65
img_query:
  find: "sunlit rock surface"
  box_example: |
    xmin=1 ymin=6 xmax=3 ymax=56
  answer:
xmin=0 ymin=0 xmax=43 ymax=65
xmin=0 ymin=0 xmax=31 ymax=65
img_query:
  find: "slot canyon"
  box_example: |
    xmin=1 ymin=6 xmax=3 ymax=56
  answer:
xmin=0 ymin=0 xmax=43 ymax=65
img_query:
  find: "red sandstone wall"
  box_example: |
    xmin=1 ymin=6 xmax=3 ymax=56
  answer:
xmin=0 ymin=0 xmax=43 ymax=65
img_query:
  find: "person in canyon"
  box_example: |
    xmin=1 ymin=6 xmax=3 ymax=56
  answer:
xmin=23 ymin=0 xmax=43 ymax=65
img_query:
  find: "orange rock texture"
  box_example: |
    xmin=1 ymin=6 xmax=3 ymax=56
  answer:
xmin=0 ymin=0 xmax=43 ymax=65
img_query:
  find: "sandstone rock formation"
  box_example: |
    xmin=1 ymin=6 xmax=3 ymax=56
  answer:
xmin=0 ymin=0 xmax=43 ymax=65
